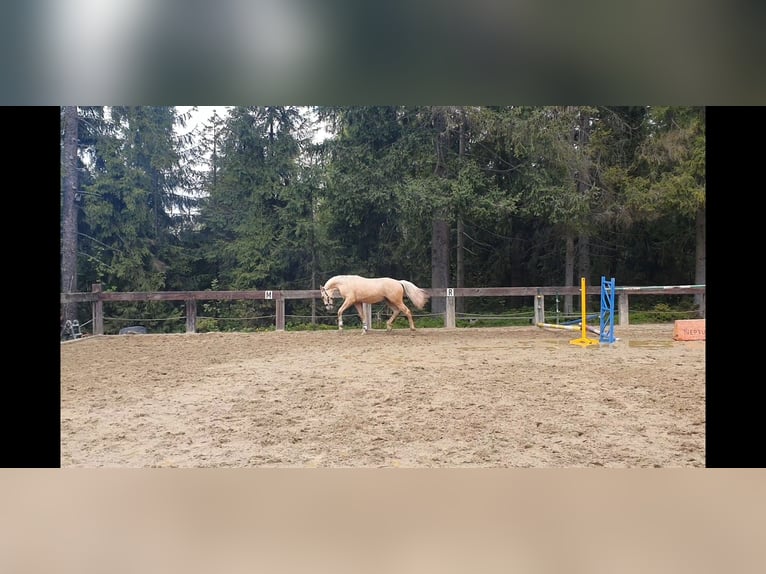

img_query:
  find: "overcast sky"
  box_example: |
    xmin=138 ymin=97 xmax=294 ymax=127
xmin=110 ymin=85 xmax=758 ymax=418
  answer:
xmin=175 ymin=106 xmax=228 ymax=137
xmin=177 ymin=106 xmax=329 ymax=143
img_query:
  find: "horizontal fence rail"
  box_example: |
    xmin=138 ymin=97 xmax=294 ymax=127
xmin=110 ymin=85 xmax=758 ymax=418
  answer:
xmin=61 ymin=283 xmax=706 ymax=335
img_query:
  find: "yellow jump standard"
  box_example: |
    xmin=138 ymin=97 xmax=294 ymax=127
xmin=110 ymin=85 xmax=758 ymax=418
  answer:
xmin=570 ymin=277 xmax=599 ymax=347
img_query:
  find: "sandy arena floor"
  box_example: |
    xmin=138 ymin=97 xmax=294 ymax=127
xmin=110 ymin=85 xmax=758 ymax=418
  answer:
xmin=60 ymin=324 xmax=705 ymax=468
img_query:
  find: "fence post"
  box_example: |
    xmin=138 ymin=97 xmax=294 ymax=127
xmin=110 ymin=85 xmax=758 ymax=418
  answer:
xmin=445 ymin=288 xmax=456 ymax=328
xmin=534 ymin=289 xmax=544 ymax=324
xmin=185 ymin=299 xmax=196 ymax=333
xmin=92 ymin=283 xmax=103 ymax=335
xmin=618 ymin=292 xmax=629 ymax=326
xmin=275 ymin=294 xmax=285 ymax=331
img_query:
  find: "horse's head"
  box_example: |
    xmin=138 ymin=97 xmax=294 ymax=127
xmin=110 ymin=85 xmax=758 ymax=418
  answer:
xmin=320 ymin=285 xmax=334 ymax=310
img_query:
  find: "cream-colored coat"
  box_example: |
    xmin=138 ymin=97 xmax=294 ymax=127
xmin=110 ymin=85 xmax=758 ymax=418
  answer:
xmin=320 ymin=275 xmax=429 ymax=332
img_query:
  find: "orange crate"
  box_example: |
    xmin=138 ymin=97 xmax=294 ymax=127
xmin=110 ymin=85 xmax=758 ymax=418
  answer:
xmin=673 ymin=319 xmax=705 ymax=341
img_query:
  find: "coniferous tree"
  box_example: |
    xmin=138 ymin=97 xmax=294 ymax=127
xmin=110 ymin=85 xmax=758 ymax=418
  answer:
xmin=316 ymin=106 xmax=408 ymax=278
xmin=61 ymin=106 xmax=110 ymax=320
xmin=61 ymin=105 xmax=704 ymax=331
xmin=631 ymin=106 xmax=705 ymax=311
xmin=71 ymin=106 xmax=198 ymax=332
xmin=60 ymin=106 xmax=79 ymax=325
xmin=81 ymin=106 xmax=193 ymax=292
xmin=197 ymin=106 xmax=312 ymax=289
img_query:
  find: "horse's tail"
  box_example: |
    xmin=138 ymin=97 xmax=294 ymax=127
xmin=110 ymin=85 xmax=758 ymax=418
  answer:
xmin=400 ymin=280 xmax=430 ymax=310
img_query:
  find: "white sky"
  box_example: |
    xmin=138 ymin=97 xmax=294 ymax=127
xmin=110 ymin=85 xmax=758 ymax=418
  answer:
xmin=176 ymin=106 xmax=229 ymax=137
xmin=176 ymin=106 xmax=329 ymax=142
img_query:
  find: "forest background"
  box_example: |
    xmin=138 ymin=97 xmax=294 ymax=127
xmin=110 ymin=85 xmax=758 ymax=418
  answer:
xmin=60 ymin=106 xmax=705 ymax=333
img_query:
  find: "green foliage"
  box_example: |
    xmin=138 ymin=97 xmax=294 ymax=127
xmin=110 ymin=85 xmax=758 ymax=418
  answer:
xmin=628 ymin=303 xmax=698 ymax=324
xmin=632 ymin=106 xmax=705 ymax=219
xmin=196 ymin=318 xmax=219 ymax=333
xmin=101 ymin=300 xmax=185 ymax=334
xmin=77 ymin=106 xmax=197 ymax=295
xmin=456 ymin=316 xmax=533 ymax=328
xmin=198 ymin=298 xmax=280 ymax=332
xmin=64 ymin=105 xmax=705 ymax=334
xmin=197 ymin=106 xmax=317 ymax=290
xmin=285 ymin=322 xmax=338 ymax=332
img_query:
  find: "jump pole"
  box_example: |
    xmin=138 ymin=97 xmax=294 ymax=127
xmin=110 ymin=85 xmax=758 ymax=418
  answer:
xmin=537 ymin=321 xmax=602 ymax=335
xmin=536 ymin=322 xmax=580 ymax=331
xmin=536 ymin=275 xmax=618 ymax=343
xmin=570 ymin=277 xmax=599 ymax=347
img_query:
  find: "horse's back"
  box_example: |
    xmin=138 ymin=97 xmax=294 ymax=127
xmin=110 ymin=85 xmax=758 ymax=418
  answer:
xmin=327 ymin=275 xmax=402 ymax=303
xmin=327 ymin=275 xmax=396 ymax=288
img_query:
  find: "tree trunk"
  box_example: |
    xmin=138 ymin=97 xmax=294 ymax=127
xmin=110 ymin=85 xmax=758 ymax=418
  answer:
xmin=456 ymin=108 xmax=466 ymax=314
xmin=578 ymin=232 xmax=591 ymax=313
xmin=456 ymin=216 xmax=464 ymax=314
xmin=431 ymin=215 xmax=450 ymax=314
xmin=695 ymin=205 xmax=705 ymax=317
xmin=574 ymin=109 xmax=592 ymax=312
xmin=430 ymin=108 xmax=451 ymax=314
xmin=61 ymin=106 xmax=79 ymax=324
xmin=564 ymin=233 xmax=575 ymax=315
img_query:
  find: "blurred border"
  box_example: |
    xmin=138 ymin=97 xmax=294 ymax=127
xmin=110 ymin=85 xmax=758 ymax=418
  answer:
xmin=2 ymin=1 xmax=765 ymax=104
xmin=1 ymin=468 xmax=765 ymax=574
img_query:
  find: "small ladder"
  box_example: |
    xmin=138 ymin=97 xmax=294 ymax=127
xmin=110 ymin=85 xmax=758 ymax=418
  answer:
xmin=63 ymin=319 xmax=82 ymax=340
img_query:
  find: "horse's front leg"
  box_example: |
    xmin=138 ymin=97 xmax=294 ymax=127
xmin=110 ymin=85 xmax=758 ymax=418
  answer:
xmin=336 ymin=299 xmax=354 ymax=332
xmin=353 ymin=303 xmax=368 ymax=333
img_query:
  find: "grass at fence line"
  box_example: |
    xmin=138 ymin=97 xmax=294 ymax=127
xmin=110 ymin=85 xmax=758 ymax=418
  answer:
xmin=628 ymin=308 xmax=700 ymax=324
xmin=81 ymin=301 xmax=698 ymax=337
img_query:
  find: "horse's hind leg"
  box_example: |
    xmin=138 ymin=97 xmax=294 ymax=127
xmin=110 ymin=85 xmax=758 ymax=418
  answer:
xmin=385 ymin=302 xmax=416 ymax=331
xmin=400 ymin=305 xmax=416 ymax=331
xmin=385 ymin=308 xmax=401 ymax=332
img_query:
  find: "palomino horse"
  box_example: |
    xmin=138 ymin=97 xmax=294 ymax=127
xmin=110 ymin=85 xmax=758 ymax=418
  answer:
xmin=320 ymin=275 xmax=430 ymax=332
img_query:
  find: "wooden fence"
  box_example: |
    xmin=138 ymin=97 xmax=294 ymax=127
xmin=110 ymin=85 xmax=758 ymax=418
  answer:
xmin=60 ymin=283 xmax=705 ymax=335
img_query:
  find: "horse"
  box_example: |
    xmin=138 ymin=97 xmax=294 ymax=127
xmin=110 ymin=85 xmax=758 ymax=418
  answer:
xmin=320 ymin=275 xmax=430 ymax=333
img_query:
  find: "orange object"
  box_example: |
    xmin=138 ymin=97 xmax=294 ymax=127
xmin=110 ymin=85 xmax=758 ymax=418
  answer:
xmin=673 ymin=319 xmax=705 ymax=341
